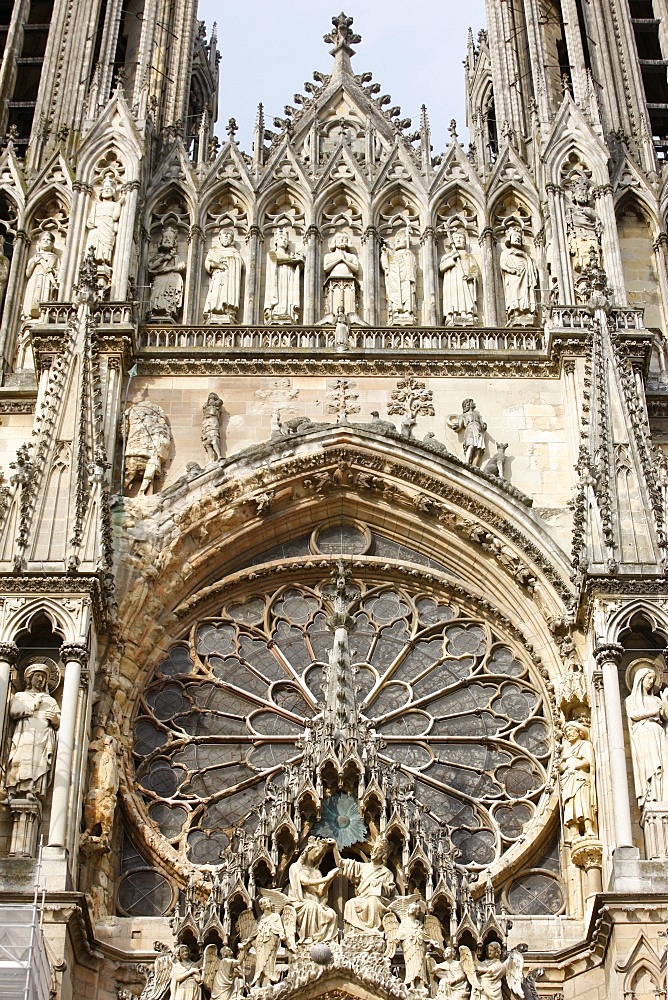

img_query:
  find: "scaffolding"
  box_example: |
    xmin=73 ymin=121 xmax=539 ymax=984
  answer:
xmin=0 ymin=844 xmax=51 ymax=1000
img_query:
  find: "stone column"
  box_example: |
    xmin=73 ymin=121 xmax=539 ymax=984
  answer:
xmin=0 ymin=641 xmax=18 ymax=748
xmin=47 ymin=643 xmax=89 ymax=850
xmin=560 ymin=0 xmax=589 ymax=107
xmin=480 ymin=227 xmax=498 ymax=327
xmin=420 ymin=227 xmax=437 ymax=326
xmin=571 ymin=839 xmax=603 ymax=897
xmin=593 ymin=185 xmax=626 ymax=305
xmin=0 ymin=229 xmax=29 ymax=372
xmin=546 ymin=184 xmax=571 ymax=304
xmin=653 ymin=234 xmax=668 ymax=341
xmin=61 ymin=181 xmax=92 ymax=301
xmin=113 ymin=179 xmax=140 ymax=303
xmin=303 ymin=226 xmax=321 ymax=325
xmin=361 ymin=226 xmax=379 ymax=326
xmin=185 ymin=224 xmax=204 ymax=324
xmin=595 ymin=643 xmax=634 ymax=848
xmin=244 ymin=225 xmax=262 ymax=326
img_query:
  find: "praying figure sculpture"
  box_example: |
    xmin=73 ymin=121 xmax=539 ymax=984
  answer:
xmin=448 ymin=398 xmax=487 ymax=465
xmin=204 ymin=229 xmax=243 ymax=324
xmin=626 ymin=665 xmax=668 ymax=805
xmin=381 ymin=229 xmax=417 ymax=325
xmin=6 ymin=662 xmax=60 ymax=802
xmin=85 ymin=173 xmax=122 ymax=288
xmin=23 ymin=231 xmax=60 ymax=318
xmin=499 ymin=221 xmax=539 ymax=326
xmin=264 ymin=229 xmax=304 ymax=324
xmin=323 ymin=231 xmax=361 ymax=322
xmin=147 ymin=226 xmax=186 ymax=322
xmin=440 ymin=225 xmax=479 ymax=325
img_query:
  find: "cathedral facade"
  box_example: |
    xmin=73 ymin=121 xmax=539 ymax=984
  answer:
xmin=0 ymin=2 xmax=666 ymax=998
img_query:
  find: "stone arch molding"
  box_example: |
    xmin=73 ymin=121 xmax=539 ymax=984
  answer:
xmin=599 ymin=598 xmax=668 ymax=648
xmin=0 ymin=595 xmax=90 ymax=645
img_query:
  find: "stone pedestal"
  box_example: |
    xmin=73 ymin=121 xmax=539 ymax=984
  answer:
xmin=8 ymin=798 xmax=42 ymax=857
xmin=571 ymin=836 xmax=603 ymax=896
xmin=640 ymin=804 xmax=668 ymax=860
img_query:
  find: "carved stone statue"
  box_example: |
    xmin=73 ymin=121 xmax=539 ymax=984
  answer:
xmin=85 ymin=173 xmax=122 ymax=284
xmin=565 ymin=171 xmax=601 ymax=275
xmin=559 ymin=721 xmax=597 ymax=841
xmin=83 ymin=734 xmax=119 ymax=843
xmin=499 ymin=222 xmax=538 ymax=326
xmin=440 ymin=227 xmax=479 ymax=325
xmin=6 ymin=662 xmax=60 ymax=801
xmin=207 ymin=946 xmax=241 ymax=1000
xmin=625 ymin=665 xmax=668 ymax=804
xmin=23 ymin=231 xmax=60 ymax=317
xmin=148 ymin=226 xmax=186 ymax=322
xmin=433 ymin=946 xmax=474 ymax=1000
xmin=395 ymin=902 xmax=428 ymax=989
xmin=123 ymin=400 xmax=172 ymax=495
xmin=287 ymin=837 xmax=339 ymax=944
xmin=249 ymin=897 xmax=284 ymax=986
xmin=264 ymin=230 xmax=303 ymax=324
xmin=381 ymin=230 xmax=417 ymax=326
xmin=202 ymin=392 xmax=223 ymax=462
xmin=204 ymin=229 xmax=243 ymax=324
xmin=333 ymin=836 xmax=395 ymax=934
xmin=448 ymin=398 xmax=487 ymax=465
xmin=323 ymin=231 xmax=360 ymax=321
xmin=474 ymin=942 xmax=524 ymax=1000
xmin=170 ymin=944 xmax=202 ymax=1000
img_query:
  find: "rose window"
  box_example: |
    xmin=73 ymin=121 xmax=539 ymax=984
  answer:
xmin=132 ymin=580 xmax=552 ymax=871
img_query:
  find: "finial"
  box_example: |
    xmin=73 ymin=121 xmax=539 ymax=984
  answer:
xmin=324 ymin=11 xmax=361 ymax=58
xmin=449 ymin=119 xmax=459 ymax=143
xmin=226 ymin=118 xmax=238 ymax=142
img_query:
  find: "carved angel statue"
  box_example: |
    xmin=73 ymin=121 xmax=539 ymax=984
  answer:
xmin=384 ymin=897 xmax=444 ymax=990
xmin=287 ymin=837 xmax=339 ymax=944
xmin=474 ymin=941 xmax=525 ymax=1000
xmin=170 ymin=944 xmax=203 ymax=1000
xmin=238 ymin=894 xmax=293 ymax=987
xmin=432 ymin=945 xmax=477 ymax=1000
xmin=132 ymin=943 xmax=188 ymax=1000
xmin=202 ymin=945 xmax=242 ymax=1000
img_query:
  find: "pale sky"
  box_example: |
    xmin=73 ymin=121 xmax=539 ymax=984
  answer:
xmin=198 ymin=1 xmax=488 ymax=152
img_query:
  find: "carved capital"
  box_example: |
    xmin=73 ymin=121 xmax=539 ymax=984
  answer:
xmin=594 ymin=642 xmax=624 ymax=668
xmin=59 ymin=643 xmax=89 ymax=667
xmin=479 ymin=227 xmax=493 ymax=242
xmin=563 ymin=359 xmax=576 ymax=375
xmin=545 ymin=183 xmax=564 ymax=197
xmin=0 ymin=641 xmax=19 ymax=664
xmin=592 ymin=184 xmax=613 ymax=200
xmin=361 ymin=226 xmax=378 ymax=245
xmin=304 ymin=225 xmax=322 ymax=245
xmin=653 ymin=233 xmax=668 ymax=253
xmin=188 ymin=225 xmax=204 ymax=244
xmin=420 ymin=226 xmax=436 ymax=246
xmin=570 ymin=837 xmax=603 ymax=871
xmin=592 ymin=669 xmax=604 ymax=691
xmin=246 ymin=225 xmax=262 ymax=244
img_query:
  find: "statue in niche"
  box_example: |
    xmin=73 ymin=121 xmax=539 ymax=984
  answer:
xmin=626 ymin=665 xmax=668 ymax=804
xmin=381 ymin=228 xmax=417 ymax=326
xmin=448 ymin=398 xmax=487 ymax=465
xmin=23 ymin=231 xmax=60 ymax=317
xmin=565 ymin=171 xmax=602 ymax=275
xmin=499 ymin=221 xmax=539 ymax=326
xmin=286 ymin=837 xmax=339 ymax=944
xmin=264 ymin=229 xmax=304 ymax=324
xmin=323 ymin=231 xmax=361 ymax=322
xmin=332 ymin=836 xmax=396 ymax=934
xmin=147 ymin=225 xmax=186 ymax=322
xmin=440 ymin=224 xmax=480 ymax=325
xmin=123 ymin=399 xmax=172 ymax=496
xmin=170 ymin=943 xmax=203 ymax=1000
xmin=6 ymin=661 xmax=60 ymax=802
xmin=558 ymin=721 xmax=598 ymax=841
xmin=85 ymin=173 xmax=122 ymax=287
xmin=204 ymin=228 xmax=243 ymax=324
xmin=201 ymin=392 xmax=223 ymax=462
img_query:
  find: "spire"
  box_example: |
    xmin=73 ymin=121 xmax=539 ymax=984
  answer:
xmin=420 ymin=104 xmax=432 ymax=172
xmin=253 ymin=102 xmax=265 ymax=170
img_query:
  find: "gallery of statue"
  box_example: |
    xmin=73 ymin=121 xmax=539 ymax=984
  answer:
xmin=0 ymin=2 xmax=667 ymax=999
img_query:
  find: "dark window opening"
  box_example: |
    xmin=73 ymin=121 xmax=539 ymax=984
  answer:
xmin=90 ymin=0 xmax=107 ymax=81
xmin=574 ymin=0 xmax=592 ymax=69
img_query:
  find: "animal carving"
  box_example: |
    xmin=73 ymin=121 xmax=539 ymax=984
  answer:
xmin=483 ymin=442 xmax=508 ymax=479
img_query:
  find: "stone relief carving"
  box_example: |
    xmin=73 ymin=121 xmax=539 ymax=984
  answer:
xmin=204 ymin=229 xmax=243 ymax=324
xmin=323 ymin=231 xmax=361 ymax=322
xmin=499 ymin=220 xmax=538 ymax=326
xmin=264 ymin=229 xmax=304 ymax=324
xmin=558 ymin=721 xmax=597 ymax=842
xmin=123 ymin=400 xmax=172 ymax=495
xmin=625 ymin=664 xmax=668 ymax=804
xmin=439 ymin=223 xmax=479 ymax=326
xmin=147 ymin=226 xmax=186 ymax=322
xmin=201 ymin=392 xmax=224 ymax=462
xmin=447 ymin=398 xmax=487 ymax=465
xmin=380 ymin=229 xmax=417 ymax=326
xmin=85 ymin=172 xmax=122 ymax=291
xmin=5 ymin=660 xmax=60 ymax=802
xmin=23 ymin=231 xmax=60 ymax=318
